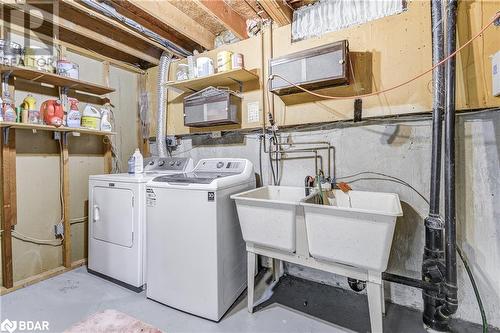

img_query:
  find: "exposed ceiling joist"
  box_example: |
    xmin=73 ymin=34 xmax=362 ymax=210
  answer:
xmin=61 ymin=0 xmax=169 ymax=54
xmin=124 ymin=0 xmax=215 ymax=50
xmin=194 ymin=0 xmax=248 ymax=40
xmin=258 ymin=0 xmax=292 ymax=26
xmin=1 ymin=0 xmax=160 ymax=66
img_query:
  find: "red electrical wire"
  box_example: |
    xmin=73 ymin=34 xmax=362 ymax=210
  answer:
xmin=268 ymin=12 xmax=500 ymax=101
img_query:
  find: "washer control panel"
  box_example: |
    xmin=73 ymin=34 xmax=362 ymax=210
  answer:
xmin=194 ymin=159 xmax=246 ymax=173
xmin=144 ymin=157 xmax=190 ymax=172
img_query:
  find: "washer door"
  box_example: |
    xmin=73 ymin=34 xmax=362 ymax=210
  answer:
xmin=92 ymin=186 xmax=134 ymax=247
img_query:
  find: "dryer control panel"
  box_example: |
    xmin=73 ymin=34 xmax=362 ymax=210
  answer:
xmin=144 ymin=157 xmax=191 ymax=172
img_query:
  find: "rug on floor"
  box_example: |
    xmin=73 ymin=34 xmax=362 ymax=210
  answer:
xmin=64 ymin=309 xmax=163 ymax=333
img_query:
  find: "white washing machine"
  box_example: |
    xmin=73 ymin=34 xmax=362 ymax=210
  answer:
xmin=88 ymin=157 xmax=193 ymax=291
xmin=146 ymin=158 xmax=255 ymax=321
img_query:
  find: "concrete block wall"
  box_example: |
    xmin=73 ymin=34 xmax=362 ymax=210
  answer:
xmin=173 ymin=110 xmax=500 ymax=328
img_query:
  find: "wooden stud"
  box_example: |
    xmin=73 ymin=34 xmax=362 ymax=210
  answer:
xmin=195 ymin=0 xmax=249 ymax=40
xmin=102 ymin=61 xmax=113 ymax=174
xmin=124 ymin=0 xmax=216 ymax=50
xmin=1 ymin=128 xmax=16 ymax=289
xmin=61 ymin=133 xmax=71 ymax=268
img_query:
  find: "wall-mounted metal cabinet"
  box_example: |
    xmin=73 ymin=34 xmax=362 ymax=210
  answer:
xmin=269 ymin=40 xmax=349 ymax=96
xmin=184 ymin=87 xmax=241 ymax=127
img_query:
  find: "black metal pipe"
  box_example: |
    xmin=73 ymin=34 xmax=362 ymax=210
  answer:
xmin=429 ymin=1 xmax=445 ymax=216
xmin=438 ymin=0 xmax=459 ymax=322
xmin=383 ymin=273 xmax=440 ymax=292
xmin=422 ymin=0 xmax=447 ymax=330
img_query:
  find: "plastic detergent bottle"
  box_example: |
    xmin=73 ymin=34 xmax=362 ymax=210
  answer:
xmin=128 ymin=149 xmax=144 ymax=174
xmin=66 ymin=98 xmax=81 ymax=128
xmin=2 ymin=94 xmax=17 ymax=122
xmin=133 ymin=148 xmax=144 ymax=174
xmin=100 ymin=107 xmax=113 ymax=132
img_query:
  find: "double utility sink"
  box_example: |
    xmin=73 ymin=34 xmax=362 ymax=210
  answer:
xmin=232 ymin=186 xmax=403 ymax=272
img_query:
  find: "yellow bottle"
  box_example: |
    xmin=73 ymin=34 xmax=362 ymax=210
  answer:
xmin=21 ymin=94 xmax=37 ymax=123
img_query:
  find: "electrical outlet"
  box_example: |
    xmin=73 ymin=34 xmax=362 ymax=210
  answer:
xmin=54 ymin=222 xmax=64 ymax=238
xmin=53 ymin=132 xmax=61 ymax=141
xmin=211 ymin=131 xmax=222 ymax=139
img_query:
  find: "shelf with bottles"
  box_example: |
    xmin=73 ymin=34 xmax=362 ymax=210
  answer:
xmin=0 ymin=121 xmax=116 ymax=135
xmin=165 ymin=68 xmax=260 ymax=93
xmin=0 ymin=65 xmax=115 ymax=96
xmin=0 ymin=94 xmax=116 ymax=136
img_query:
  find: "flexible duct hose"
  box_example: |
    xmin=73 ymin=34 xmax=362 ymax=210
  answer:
xmin=157 ymin=52 xmax=172 ymax=158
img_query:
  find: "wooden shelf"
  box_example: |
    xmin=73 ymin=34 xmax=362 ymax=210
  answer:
xmin=0 ymin=65 xmax=115 ymax=96
xmin=165 ymin=68 xmax=260 ymax=92
xmin=0 ymin=122 xmax=116 ymax=136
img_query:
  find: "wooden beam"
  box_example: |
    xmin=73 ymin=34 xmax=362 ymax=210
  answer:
xmin=0 ymin=259 xmax=87 ymax=296
xmin=102 ymin=61 xmax=113 ymax=174
xmin=60 ymin=0 xmax=174 ymax=55
xmin=61 ymin=134 xmax=71 ymax=268
xmin=258 ymin=0 xmax=292 ymax=26
xmin=1 ymin=1 xmax=160 ymax=65
xmin=6 ymin=21 xmax=145 ymax=74
xmin=195 ymin=0 xmax=248 ymax=40
xmin=125 ymin=0 xmax=215 ymax=50
xmin=1 ymin=128 xmax=16 ymax=289
xmin=108 ymin=0 xmax=203 ymax=53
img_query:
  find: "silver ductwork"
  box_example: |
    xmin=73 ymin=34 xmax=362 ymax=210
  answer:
xmin=156 ymin=52 xmax=172 ymax=158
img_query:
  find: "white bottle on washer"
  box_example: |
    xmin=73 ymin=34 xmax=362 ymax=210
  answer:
xmin=133 ymin=148 xmax=143 ymax=174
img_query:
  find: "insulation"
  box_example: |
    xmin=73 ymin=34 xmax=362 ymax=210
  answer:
xmin=292 ymin=0 xmax=405 ymax=41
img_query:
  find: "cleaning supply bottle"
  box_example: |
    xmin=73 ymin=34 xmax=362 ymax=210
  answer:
xmin=133 ymin=148 xmax=143 ymax=174
xmin=0 ymin=97 xmax=3 ymax=122
xmin=100 ymin=106 xmax=113 ymax=132
xmin=66 ymin=98 xmax=81 ymax=128
xmin=2 ymin=94 xmax=17 ymax=122
xmin=81 ymin=104 xmax=101 ymax=130
xmin=128 ymin=149 xmax=144 ymax=174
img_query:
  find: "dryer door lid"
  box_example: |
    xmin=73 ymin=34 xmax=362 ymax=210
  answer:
xmin=92 ymin=186 xmax=135 ymax=247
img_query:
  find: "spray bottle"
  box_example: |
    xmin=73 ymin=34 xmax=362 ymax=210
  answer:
xmin=66 ymin=98 xmax=81 ymax=128
xmin=2 ymin=93 xmax=17 ymax=122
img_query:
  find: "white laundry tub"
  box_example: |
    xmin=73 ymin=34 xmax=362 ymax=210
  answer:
xmin=231 ymin=186 xmax=306 ymax=253
xmin=302 ymin=190 xmax=402 ymax=271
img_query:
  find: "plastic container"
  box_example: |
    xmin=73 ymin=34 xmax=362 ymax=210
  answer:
xmin=81 ymin=104 xmax=101 ymax=130
xmin=231 ymin=186 xmax=306 ymax=253
xmin=217 ymin=51 xmax=232 ymax=72
xmin=196 ymin=57 xmax=214 ymax=77
xmin=231 ymin=53 xmax=244 ymax=69
xmin=100 ymin=108 xmax=113 ymax=132
xmin=133 ymin=149 xmax=143 ymax=174
xmin=2 ymin=95 xmax=17 ymax=122
xmin=176 ymin=64 xmax=189 ymax=81
xmin=301 ymin=190 xmax=402 ymax=271
xmin=66 ymin=98 xmax=81 ymax=128
xmin=0 ymin=40 xmax=22 ymax=66
xmin=56 ymin=59 xmax=79 ymax=79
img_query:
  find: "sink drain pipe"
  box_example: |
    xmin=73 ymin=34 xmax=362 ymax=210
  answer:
xmin=438 ymin=0 xmax=459 ymax=325
xmin=422 ymin=0 xmax=458 ymax=331
xmin=422 ymin=0 xmax=446 ymax=329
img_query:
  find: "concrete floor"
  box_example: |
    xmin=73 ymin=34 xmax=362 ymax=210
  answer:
xmin=0 ymin=267 xmax=494 ymax=333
